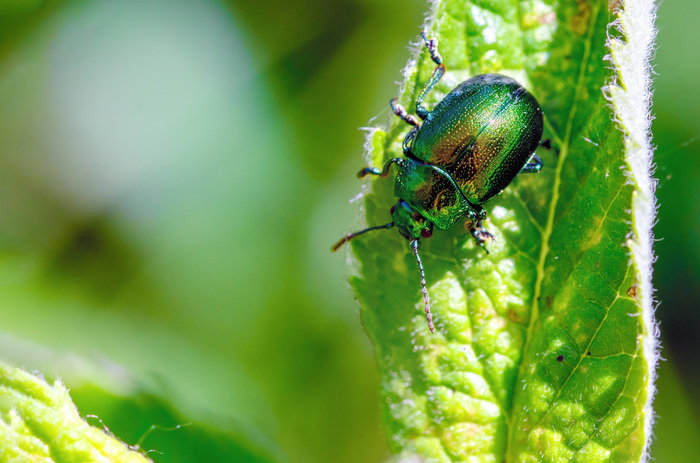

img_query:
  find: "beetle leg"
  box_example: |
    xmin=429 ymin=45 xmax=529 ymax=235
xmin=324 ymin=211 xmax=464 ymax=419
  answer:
xmin=415 ymin=64 xmax=446 ymax=120
xmin=465 ymin=219 xmax=495 ymax=254
xmin=422 ymin=31 xmax=443 ymax=66
xmin=539 ymin=138 xmax=561 ymax=155
xmin=520 ymin=153 xmax=543 ymax=173
xmin=415 ymin=32 xmax=446 ymax=120
xmin=358 ymin=157 xmax=404 ymax=179
xmin=390 ymin=99 xmax=421 ymax=127
xmin=392 ymin=32 xmax=446 ymax=125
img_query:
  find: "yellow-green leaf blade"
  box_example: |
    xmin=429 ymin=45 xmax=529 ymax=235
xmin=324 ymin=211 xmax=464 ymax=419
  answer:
xmin=0 ymin=364 xmax=151 ymax=463
xmin=348 ymin=0 xmax=657 ymax=461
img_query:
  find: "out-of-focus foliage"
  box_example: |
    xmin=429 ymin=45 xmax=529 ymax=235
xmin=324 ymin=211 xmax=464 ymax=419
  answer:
xmin=0 ymin=0 xmax=424 ymax=461
xmin=0 ymin=0 xmax=695 ymax=462
xmin=648 ymin=0 xmax=700 ymax=460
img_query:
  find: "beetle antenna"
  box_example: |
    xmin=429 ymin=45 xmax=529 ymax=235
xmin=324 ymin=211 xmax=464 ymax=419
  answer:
xmin=411 ymin=239 xmax=434 ymax=333
xmin=331 ymin=222 xmax=394 ymax=252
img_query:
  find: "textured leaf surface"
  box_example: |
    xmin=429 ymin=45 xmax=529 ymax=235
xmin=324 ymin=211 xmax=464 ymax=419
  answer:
xmin=348 ymin=0 xmax=657 ymax=461
xmin=0 ymin=364 xmax=151 ymax=463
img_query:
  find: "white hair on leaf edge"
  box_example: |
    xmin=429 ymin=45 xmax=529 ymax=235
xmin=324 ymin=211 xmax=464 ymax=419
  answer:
xmin=605 ymin=0 xmax=659 ymax=461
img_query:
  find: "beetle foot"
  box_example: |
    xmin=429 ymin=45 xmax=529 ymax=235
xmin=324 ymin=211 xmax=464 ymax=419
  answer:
xmin=421 ymin=31 xmax=443 ymax=65
xmin=467 ymin=221 xmax=495 ymax=254
xmin=390 ymin=99 xmax=421 ymax=127
xmin=539 ymin=138 xmax=561 ymax=156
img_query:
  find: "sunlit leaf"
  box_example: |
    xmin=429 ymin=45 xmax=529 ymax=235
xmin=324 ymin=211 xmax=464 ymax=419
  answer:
xmin=349 ymin=0 xmax=657 ymax=461
xmin=0 ymin=364 xmax=150 ymax=463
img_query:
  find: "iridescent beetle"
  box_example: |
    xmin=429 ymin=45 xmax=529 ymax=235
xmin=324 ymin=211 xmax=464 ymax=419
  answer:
xmin=332 ymin=33 xmax=545 ymax=333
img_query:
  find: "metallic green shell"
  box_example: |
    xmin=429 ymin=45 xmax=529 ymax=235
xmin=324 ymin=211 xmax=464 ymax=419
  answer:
xmin=409 ymin=74 xmax=543 ymax=205
xmin=394 ymin=158 xmax=472 ymax=231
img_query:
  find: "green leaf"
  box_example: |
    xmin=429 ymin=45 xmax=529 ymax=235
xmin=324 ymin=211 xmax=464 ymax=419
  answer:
xmin=347 ymin=0 xmax=657 ymax=461
xmin=0 ymin=364 xmax=151 ymax=463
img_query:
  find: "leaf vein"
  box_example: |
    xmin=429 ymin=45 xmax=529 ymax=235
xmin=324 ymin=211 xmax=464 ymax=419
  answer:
xmin=506 ymin=0 xmax=607 ymax=458
xmin=522 ymin=264 xmax=635 ymax=438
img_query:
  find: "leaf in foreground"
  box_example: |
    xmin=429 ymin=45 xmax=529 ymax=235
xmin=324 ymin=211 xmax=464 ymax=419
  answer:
xmin=347 ymin=0 xmax=657 ymax=461
xmin=0 ymin=364 xmax=150 ymax=463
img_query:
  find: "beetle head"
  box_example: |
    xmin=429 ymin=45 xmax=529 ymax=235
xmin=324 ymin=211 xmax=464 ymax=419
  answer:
xmin=391 ymin=200 xmax=434 ymax=241
xmin=330 ymin=199 xmax=436 ymax=334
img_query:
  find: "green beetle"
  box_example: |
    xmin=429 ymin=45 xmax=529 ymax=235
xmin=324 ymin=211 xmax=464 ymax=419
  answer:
xmin=332 ymin=33 xmax=545 ymax=333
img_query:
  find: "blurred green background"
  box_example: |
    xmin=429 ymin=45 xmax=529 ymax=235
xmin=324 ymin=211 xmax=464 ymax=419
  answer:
xmin=0 ymin=0 xmax=696 ymax=462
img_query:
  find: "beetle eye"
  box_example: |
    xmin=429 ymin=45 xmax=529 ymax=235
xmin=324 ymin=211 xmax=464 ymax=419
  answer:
xmin=421 ymin=229 xmax=433 ymax=239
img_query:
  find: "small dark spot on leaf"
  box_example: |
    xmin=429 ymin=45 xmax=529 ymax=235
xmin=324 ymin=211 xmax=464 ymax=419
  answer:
xmin=545 ymin=295 xmax=553 ymax=308
xmin=587 ymin=351 xmax=592 ymax=356
xmin=557 ymin=355 xmax=564 ymax=362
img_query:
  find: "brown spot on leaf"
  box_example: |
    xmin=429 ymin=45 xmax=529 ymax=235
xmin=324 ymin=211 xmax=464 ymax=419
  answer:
xmin=609 ymin=0 xmax=622 ymax=11
xmin=572 ymin=0 xmax=592 ymax=36
xmin=507 ymin=309 xmax=524 ymax=324
xmin=627 ymin=282 xmax=639 ymax=298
